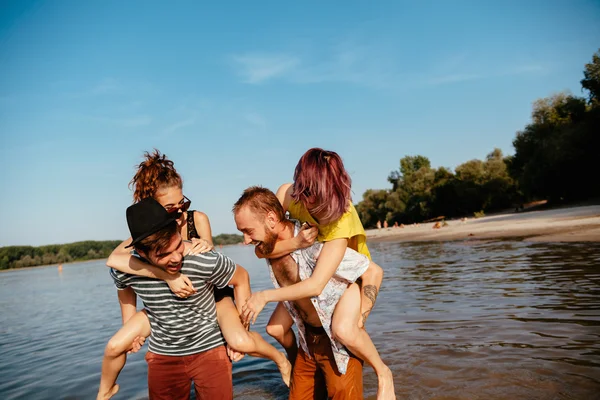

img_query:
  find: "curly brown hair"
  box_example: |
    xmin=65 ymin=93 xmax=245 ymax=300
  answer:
xmin=129 ymin=149 xmax=183 ymax=203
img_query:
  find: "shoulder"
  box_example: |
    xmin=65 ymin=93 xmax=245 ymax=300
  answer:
xmin=192 ymin=210 xmax=210 ymax=224
xmin=110 ymin=267 xmax=129 ymax=279
xmin=184 ymin=250 xmax=220 ymax=266
xmin=110 ymin=267 xmax=134 ymax=287
xmin=320 ymin=203 xmax=365 ymax=240
xmin=276 ymin=183 xmax=294 ymax=211
xmin=184 ymin=250 xmax=232 ymax=268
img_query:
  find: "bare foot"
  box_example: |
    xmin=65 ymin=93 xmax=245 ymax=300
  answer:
xmin=97 ymin=384 xmax=119 ymax=400
xmin=276 ymin=352 xmax=292 ymax=387
xmin=376 ymin=367 xmax=396 ymax=400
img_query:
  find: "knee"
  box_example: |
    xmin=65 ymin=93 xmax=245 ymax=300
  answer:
xmin=104 ymin=338 xmax=126 ymax=358
xmin=363 ymin=261 xmax=383 ymax=281
xmin=331 ymin=320 xmax=358 ymax=347
xmin=266 ymin=323 xmax=284 ymax=341
xmin=227 ymin=331 xmax=254 ymax=354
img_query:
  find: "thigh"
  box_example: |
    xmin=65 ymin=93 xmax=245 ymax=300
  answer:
xmin=215 ymin=296 xmax=247 ymax=346
xmin=110 ymin=310 xmax=151 ymax=352
xmin=188 ymin=346 xmax=232 ymax=400
xmin=332 ymin=283 xmax=361 ymax=330
xmin=289 ymin=348 xmax=325 ymax=400
xmin=267 ymin=302 xmax=294 ymax=333
xmin=146 ymin=352 xmax=191 ymax=400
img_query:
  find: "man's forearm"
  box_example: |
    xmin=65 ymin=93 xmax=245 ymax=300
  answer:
xmin=257 ymin=237 xmax=298 ymax=259
xmin=359 ymin=261 xmax=383 ymax=326
xmin=233 ymin=283 xmax=251 ymax=316
xmin=117 ymin=287 xmax=138 ymax=324
xmin=229 ymin=266 xmax=251 ymax=315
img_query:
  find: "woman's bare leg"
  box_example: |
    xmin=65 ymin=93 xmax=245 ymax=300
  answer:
xmin=332 ymin=283 xmax=395 ymax=400
xmin=216 ymin=296 xmax=292 ymax=386
xmin=98 ymin=310 xmax=151 ymax=400
xmin=266 ymin=302 xmax=297 ymax=366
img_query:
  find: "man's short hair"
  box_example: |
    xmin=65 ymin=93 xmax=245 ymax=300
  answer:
xmin=233 ymin=186 xmax=286 ymax=222
xmin=134 ymin=221 xmax=179 ymax=255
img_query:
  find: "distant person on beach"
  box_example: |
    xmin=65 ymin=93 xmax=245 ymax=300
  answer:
xmin=376 ymin=220 xmax=382 ymax=230
xmin=106 ymin=198 xmax=249 ymax=399
xmin=238 ymin=148 xmax=395 ymax=399
xmin=383 ymin=220 xmax=388 ymax=229
xmin=97 ymin=151 xmax=290 ymax=400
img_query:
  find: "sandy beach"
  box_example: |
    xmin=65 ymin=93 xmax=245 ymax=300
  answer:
xmin=367 ymin=205 xmax=600 ymax=243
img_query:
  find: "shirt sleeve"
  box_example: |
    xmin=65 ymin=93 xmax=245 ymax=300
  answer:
xmin=110 ymin=267 xmax=129 ymax=290
xmin=209 ymin=252 xmax=236 ymax=289
xmin=318 ymin=208 xmax=364 ymax=242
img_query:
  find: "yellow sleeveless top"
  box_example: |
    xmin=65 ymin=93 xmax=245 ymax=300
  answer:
xmin=287 ymin=200 xmax=372 ymax=260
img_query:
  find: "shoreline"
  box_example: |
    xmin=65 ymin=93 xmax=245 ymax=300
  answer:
xmin=367 ymin=205 xmax=600 ymax=243
xmin=0 ymin=257 xmax=107 ymax=273
xmin=0 ymin=242 xmax=244 ymax=273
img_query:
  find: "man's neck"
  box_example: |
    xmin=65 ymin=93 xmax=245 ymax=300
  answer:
xmin=276 ymin=219 xmax=296 ymax=242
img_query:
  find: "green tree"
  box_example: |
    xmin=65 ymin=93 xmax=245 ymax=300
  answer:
xmin=581 ymin=49 xmax=600 ymax=105
xmin=511 ymin=92 xmax=590 ymax=201
xmin=356 ymin=189 xmax=391 ymax=228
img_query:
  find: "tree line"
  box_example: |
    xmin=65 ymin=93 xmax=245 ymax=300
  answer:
xmin=213 ymin=234 xmax=244 ymax=246
xmin=0 ymin=234 xmax=245 ymax=271
xmin=356 ymin=49 xmax=600 ymax=228
xmin=0 ymin=240 xmax=122 ymax=270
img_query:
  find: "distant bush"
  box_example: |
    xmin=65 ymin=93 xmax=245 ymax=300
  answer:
xmin=0 ymin=240 xmax=122 ymax=270
xmin=473 ymin=210 xmax=485 ymax=219
xmin=213 ymin=234 xmax=244 ymax=246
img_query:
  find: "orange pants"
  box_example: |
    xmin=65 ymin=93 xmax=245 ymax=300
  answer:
xmin=145 ymin=346 xmax=232 ymax=400
xmin=289 ymin=326 xmax=363 ymax=400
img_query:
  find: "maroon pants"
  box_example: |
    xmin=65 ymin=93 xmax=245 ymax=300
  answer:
xmin=289 ymin=327 xmax=364 ymax=399
xmin=145 ymin=346 xmax=232 ymax=400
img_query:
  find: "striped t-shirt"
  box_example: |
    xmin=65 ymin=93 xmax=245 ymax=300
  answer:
xmin=110 ymin=250 xmax=236 ymax=356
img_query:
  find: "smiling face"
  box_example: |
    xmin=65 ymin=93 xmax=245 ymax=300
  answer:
xmin=234 ymin=205 xmax=278 ymax=255
xmin=154 ymin=186 xmax=188 ymax=227
xmin=139 ymin=231 xmax=185 ymax=275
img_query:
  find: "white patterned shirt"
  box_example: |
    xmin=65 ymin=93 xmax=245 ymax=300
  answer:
xmin=266 ymin=220 xmax=370 ymax=374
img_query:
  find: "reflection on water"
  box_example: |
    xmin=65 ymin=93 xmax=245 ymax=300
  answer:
xmin=0 ymin=241 xmax=599 ymax=399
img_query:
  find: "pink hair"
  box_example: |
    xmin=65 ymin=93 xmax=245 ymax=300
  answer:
xmin=291 ymin=148 xmax=351 ymax=224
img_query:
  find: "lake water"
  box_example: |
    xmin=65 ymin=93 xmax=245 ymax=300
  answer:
xmin=1 ymin=240 xmax=599 ymax=399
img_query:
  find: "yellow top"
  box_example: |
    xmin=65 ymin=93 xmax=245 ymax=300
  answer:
xmin=287 ymin=200 xmax=372 ymax=260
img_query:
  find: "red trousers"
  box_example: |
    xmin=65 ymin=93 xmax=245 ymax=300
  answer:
xmin=145 ymin=345 xmax=232 ymax=400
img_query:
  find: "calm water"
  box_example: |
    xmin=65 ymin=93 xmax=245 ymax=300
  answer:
xmin=1 ymin=240 xmax=599 ymax=399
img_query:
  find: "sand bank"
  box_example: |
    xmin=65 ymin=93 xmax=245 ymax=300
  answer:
xmin=367 ymin=205 xmax=600 ymax=243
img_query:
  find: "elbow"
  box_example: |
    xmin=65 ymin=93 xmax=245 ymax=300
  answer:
xmin=309 ymin=279 xmax=328 ymax=297
xmin=106 ymin=254 xmax=117 ymax=269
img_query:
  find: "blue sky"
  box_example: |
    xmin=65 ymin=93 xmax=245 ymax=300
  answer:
xmin=1 ymin=0 xmax=599 ymax=246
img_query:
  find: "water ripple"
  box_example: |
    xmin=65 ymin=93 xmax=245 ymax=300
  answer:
xmin=1 ymin=242 xmax=599 ymax=398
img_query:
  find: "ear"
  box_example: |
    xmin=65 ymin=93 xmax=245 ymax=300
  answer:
xmin=136 ymin=248 xmax=149 ymax=261
xmin=266 ymin=211 xmax=278 ymax=229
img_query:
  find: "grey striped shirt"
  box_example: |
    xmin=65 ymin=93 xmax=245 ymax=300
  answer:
xmin=110 ymin=250 xmax=236 ymax=356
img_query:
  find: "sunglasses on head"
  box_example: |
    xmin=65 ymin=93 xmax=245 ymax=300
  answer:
xmin=166 ymin=195 xmax=191 ymax=215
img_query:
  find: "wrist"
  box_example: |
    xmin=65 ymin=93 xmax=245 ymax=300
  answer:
xmin=163 ymin=272 xmax=178 ymax=281
xmin=262 ymin=290 xmax=272 ymax=303
xmin=291 ymin=236 xmax=301 ymax=250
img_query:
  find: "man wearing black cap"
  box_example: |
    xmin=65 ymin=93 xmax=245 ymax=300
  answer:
xmin=109 ymin=197 xmax=248 ymax=399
